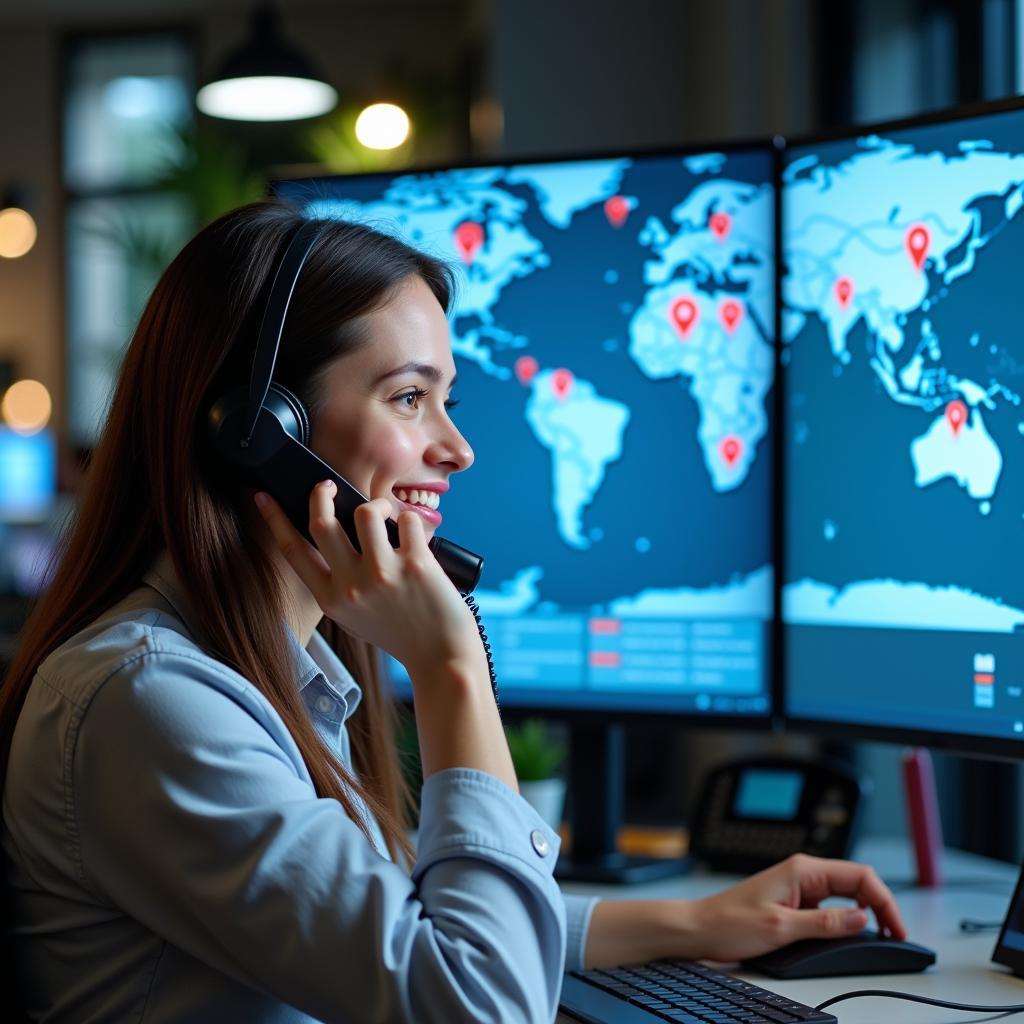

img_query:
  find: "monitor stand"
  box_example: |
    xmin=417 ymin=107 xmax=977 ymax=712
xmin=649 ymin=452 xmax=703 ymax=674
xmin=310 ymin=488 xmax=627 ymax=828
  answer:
xmin=554 ymin=722 xmax=692 ymax=884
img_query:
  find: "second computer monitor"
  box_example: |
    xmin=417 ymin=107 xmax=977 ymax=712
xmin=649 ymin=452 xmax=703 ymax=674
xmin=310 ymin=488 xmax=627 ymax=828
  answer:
xmin=277 ymin=144 xmax=775 ymax=718
xmin=782 ymin=102 xmax=1024 ymax=753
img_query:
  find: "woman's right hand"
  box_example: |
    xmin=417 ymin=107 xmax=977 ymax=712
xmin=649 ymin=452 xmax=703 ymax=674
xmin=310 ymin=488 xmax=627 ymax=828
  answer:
xmin=254 ymin=480 xmax=486 ymax=681
xmin=257 ymin=479 xmax=517 ymax=789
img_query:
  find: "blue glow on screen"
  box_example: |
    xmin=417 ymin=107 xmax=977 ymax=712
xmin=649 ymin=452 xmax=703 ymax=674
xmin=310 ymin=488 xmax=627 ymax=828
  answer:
xmin=0 ymin=428 xmax=56 ymax=522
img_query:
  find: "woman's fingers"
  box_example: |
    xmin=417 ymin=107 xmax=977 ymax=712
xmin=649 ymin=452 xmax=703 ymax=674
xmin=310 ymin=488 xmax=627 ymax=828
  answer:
xmin=352 ymin=497 xmax=398 ymax=571
xmin=395 ymin=507 xmax=430 ymax=555
xmin=308 ymin=479 xmax=359 ymax=567
xmin=790 ymin=855 xmax=907 ymax=940
xmin=254 ymin=490 xmax=331 ymax=594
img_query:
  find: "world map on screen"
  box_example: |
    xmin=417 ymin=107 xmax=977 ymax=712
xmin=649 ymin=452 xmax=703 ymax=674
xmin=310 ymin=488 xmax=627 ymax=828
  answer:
xmin=783 ymin=117 xmax=1024 ymax=636
xmin=285 ymin=150 xmax=774 ymax=621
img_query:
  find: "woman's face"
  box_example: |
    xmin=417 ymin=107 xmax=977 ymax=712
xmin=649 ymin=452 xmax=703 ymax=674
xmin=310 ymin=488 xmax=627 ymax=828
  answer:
xmin=309 ymin=274 xmax=473 ymax=538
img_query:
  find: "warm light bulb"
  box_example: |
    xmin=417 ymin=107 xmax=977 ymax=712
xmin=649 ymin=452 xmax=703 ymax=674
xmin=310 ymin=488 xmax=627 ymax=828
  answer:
xmin=196 ymin=76 xmax=337 ymax=121
xmin=355 ymin=103 xmax=411 ymax=150
xmin=2 ymin=379 xmax=52 ymax=435
xmin=0 ymin=207 xmax=37 ymax=258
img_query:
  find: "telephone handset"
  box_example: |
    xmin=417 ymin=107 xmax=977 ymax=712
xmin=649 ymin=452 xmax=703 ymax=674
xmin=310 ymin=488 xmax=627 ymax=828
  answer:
xmin=206 ymin=219 xmax=495 ymax=697
xmin=208 ymin=384 xmax=483 ymax=595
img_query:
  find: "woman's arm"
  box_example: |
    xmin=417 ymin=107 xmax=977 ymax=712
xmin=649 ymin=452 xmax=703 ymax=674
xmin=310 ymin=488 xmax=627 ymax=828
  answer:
xmin=258 ymin=486 xmax=518 ymax=790
xmin=579 ymin=853 xmax=907 ymax=969
xmin=74 ymin=651 xmax=565 ymax=1024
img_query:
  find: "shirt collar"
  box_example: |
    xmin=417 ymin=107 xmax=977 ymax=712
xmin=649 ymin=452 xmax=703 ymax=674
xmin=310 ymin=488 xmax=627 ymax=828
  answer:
xmin=142 ymin=550 xmax=362 ymax=720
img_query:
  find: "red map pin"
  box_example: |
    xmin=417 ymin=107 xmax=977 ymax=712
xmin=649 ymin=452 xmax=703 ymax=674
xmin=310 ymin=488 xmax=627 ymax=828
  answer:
xmin=835 ymin=276 xmax=854 ymax=310
xmin=551 ymin=368 xmax=574 ymax=400
xmin=905 ymin=223 xmax=931 ymax=272
xmin=945 ymin=399 xmax=968 ymax=436
xmin=709 ymin=211 xmax=731 ymax=241
xmin=604 ymin=195 xmax=630 ymax=228
xmin=670 ymin=297 xmax=699 ymax=339
xmin=719 ymin=298 xmax=744 ymax=334
xmin=720 ymin=435 xmax=743 ymax=467
xmin=454 ymin=221 xmax=485 ymax=264
xmin=514 ymin=355 xmax=539 ymax=385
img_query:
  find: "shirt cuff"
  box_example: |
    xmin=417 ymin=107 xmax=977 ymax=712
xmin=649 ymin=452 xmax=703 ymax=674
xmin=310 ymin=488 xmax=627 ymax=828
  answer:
xmin=414 ymin=767 xmax=562 ymax=887
xmin=562 ymin=892 xmax=599 ymax=972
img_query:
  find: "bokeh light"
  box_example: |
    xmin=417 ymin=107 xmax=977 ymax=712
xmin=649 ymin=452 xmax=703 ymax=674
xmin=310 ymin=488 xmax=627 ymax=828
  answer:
xmin=2 ymin=379 xmax=52 ymax=435
xmin=0 ymin=208 xmax=37 ymax=259
xmin=355 ymin=103 xmax=411 ymax=150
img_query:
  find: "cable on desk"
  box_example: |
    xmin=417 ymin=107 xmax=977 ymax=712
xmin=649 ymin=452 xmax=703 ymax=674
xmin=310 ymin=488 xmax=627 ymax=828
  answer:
xmin=959 ymin=918 xmax=1004 ymax=933
xmin=815 ymin=989 xmax=1024 ymax=1014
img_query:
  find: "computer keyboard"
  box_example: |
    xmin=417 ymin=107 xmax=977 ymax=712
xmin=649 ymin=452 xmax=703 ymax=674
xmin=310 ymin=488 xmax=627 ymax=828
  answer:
xmin=560 ymin=959 xmax=837 ymax=1023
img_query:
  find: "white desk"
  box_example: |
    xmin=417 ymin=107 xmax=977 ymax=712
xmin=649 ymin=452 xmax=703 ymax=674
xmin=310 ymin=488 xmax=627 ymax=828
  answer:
xmin=558 ymin=838 xmax=1024 ymax=1023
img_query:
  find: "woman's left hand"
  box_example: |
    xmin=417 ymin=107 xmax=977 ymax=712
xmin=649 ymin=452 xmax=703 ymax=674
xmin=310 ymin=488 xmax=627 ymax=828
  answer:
xmin=689 ymin=853 xmax=907 ymax=962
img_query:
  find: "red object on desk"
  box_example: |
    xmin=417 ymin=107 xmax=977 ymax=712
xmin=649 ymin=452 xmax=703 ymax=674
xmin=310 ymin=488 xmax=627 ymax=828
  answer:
xmin=902 ymin=747 xmax=943 ymax=888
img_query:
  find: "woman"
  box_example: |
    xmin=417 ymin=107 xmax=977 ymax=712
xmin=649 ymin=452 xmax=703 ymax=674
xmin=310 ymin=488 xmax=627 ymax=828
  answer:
xmin=0 ymin=201 xmax=905 ymax=1023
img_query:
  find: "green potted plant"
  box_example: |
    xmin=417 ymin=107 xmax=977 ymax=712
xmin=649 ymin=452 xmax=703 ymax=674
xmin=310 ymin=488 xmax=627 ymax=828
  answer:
xmin=504 ymin=719 xmax=567 ymax=830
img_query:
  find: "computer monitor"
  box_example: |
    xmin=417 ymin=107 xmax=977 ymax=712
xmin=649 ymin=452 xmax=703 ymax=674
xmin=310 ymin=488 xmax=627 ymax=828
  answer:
xmin=276 ymin=143 xmax=777 ymax=878
xmin=0 ymin=427 xmax=56 ymax=524
xmin=781 ymin=99 xmax=1024 ymax=759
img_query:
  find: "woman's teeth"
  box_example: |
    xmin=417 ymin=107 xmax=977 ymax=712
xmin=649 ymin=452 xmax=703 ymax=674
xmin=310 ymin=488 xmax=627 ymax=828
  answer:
xmin=394 ymin=489 xmax=440 ymax=510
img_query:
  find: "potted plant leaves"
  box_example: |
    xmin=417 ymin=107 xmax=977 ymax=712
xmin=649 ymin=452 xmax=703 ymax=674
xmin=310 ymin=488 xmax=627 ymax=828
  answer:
xmin=505 ymin=718 xmax=567 ymax=830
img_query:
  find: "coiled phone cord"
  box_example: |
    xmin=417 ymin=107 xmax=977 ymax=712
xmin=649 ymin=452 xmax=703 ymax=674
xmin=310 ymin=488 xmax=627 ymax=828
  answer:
xmin=464 ymin=593 xmax=499 ymax=710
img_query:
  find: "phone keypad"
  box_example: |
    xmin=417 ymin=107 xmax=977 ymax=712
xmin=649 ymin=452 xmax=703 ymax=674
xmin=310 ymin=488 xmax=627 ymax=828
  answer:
xmin=706 ymin=823 xmax=809 ymax=859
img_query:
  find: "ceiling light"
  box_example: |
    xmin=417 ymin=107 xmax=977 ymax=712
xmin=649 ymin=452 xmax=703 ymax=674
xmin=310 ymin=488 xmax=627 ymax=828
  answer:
xmin=196 ymin=4 xmax=337 ymax=122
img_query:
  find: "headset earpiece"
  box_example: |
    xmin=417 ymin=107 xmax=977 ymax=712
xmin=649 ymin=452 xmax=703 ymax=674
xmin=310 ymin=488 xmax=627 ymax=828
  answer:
xmin=265 ymin=383 xmax=310 ymax=447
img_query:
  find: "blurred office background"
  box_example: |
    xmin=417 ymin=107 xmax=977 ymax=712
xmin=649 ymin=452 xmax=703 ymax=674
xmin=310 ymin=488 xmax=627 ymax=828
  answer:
xmin=0 ymin=0 xmax=1021 ymax=865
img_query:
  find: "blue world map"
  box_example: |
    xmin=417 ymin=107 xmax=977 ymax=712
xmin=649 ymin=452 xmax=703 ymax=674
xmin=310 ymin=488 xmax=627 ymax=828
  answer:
xmin=783 ymin=113 xmax=1024 ymax=636
xmin=282 ymin=151 xmax=775 ymax=623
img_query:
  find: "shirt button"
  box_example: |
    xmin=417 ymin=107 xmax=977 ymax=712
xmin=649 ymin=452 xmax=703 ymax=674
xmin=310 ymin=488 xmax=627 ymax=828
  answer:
xmin=315 ymin=694 xmax=335 ymax=715
xmin=530 ymin=829 xmax=550 ymax=857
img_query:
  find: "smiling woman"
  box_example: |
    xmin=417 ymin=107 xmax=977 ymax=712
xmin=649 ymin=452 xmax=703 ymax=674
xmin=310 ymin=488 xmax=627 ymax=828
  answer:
xmin=0 ymin=201 xmax=565 ymax=1023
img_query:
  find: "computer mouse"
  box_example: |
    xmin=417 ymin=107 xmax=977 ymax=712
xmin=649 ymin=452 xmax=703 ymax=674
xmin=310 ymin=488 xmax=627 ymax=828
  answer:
xmin=741 ymin=929 xmax=936 ymax=979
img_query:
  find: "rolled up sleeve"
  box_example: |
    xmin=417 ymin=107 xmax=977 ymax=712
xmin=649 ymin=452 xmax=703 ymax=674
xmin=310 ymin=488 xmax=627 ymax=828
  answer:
xmin=73 ymin=650 xmax=567 ymax=1024
xmin=561 ymin=893 xmax=598 ymax=972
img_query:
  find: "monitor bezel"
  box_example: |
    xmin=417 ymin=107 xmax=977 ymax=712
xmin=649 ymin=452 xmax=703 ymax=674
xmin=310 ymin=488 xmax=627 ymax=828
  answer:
xmin=783 ymin=92 xmax=1024 ymax=151
xmin=272 ymin=138 xmax=782 ymax=733
xmin=779 ymin=93 xmax=1024 ymax=762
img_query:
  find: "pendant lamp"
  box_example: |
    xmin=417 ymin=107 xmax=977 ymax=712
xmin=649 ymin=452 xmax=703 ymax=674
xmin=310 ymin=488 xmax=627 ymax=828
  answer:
xmin=197 ymin=3 xmax=337 ymax=122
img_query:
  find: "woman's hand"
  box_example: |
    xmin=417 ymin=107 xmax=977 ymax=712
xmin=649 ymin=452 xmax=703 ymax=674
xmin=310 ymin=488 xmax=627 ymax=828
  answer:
xmin=254 ymin=481 xmax=485 ymax=680
xmin=583 ymin=854 xmax=906 ymax=970
xmin=690 ymin=853 xmax=907 ymax=962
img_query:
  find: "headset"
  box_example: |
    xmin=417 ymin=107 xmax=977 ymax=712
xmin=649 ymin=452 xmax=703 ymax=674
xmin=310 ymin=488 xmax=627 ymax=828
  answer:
xmin=207 ymin=219 xmax=484 ymax=597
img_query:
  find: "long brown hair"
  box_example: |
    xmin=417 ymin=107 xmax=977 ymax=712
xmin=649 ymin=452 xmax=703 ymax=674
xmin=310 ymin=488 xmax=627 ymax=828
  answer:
xmin=0 ymin=200 xmax=458 ymax=865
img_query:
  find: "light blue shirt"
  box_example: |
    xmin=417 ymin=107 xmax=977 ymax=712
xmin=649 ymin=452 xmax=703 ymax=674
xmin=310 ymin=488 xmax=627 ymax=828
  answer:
xmin=2 ymin=555 xmax=597 ymax=1022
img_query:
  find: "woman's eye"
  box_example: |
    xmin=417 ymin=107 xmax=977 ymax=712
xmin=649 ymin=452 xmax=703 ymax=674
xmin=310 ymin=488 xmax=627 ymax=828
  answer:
xmin=395 ymin=389 xmax=426 ymax=408
xmin=444 ymin=398 xmax=460 ymax=411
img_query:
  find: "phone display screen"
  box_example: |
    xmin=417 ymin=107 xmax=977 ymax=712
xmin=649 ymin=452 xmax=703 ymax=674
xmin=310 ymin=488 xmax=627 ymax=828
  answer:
xmin=732 ymin=769 xmax=805 ymax=821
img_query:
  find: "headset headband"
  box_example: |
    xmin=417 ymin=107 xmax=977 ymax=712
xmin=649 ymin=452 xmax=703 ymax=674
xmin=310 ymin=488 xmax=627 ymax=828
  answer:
xmin=241 ymin=219 xmax=322 ymax=446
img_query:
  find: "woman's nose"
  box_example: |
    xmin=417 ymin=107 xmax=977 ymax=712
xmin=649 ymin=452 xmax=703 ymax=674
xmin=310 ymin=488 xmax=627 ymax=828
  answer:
xmin=428 ymin=422 xmax=474 ymax=472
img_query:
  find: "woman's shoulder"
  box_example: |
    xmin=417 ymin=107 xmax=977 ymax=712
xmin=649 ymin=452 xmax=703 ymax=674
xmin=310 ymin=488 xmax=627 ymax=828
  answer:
xmin=37 ymin=585 xmax=255 ymax=716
